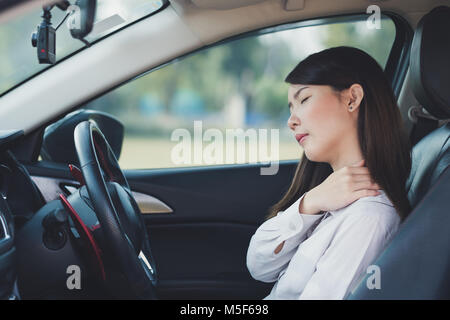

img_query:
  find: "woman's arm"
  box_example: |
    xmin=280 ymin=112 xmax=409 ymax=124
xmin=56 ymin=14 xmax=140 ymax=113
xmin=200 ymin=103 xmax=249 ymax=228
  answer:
xmin=247 ymin=160 xmax=382 ymax=284
xmin=246 ymin=193 xmax=325 ymax=283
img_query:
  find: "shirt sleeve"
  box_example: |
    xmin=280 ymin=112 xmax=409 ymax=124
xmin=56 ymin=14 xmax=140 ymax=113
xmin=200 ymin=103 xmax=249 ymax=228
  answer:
xmin=246 ymin=193 xmax=325 ymax=283
xmin=298 ymin=202 xmax=400 ymax=299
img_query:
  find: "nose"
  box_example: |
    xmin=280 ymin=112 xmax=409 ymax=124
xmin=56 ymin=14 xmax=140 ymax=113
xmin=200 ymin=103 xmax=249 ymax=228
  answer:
xmin=287 ymin=113 xmax=299 ymax=131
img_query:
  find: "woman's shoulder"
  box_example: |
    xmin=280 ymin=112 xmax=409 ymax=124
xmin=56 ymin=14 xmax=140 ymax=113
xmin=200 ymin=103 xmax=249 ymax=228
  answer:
xmin=335 ymin=190 xmax=401 ymax=230
xmin=353 ymin=189 xmax=394 ymax=207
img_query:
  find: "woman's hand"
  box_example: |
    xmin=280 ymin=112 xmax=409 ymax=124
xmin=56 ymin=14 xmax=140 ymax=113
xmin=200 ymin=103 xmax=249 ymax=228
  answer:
xmin=299 ymin=159 xmax=381 ymax=215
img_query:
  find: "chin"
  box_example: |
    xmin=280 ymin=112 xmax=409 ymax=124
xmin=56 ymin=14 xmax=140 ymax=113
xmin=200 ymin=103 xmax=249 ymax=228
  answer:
xmin=303 ymin=149 xmax=317 ymax=162
xmin=303 ymin=147 xmax=326 ymax=163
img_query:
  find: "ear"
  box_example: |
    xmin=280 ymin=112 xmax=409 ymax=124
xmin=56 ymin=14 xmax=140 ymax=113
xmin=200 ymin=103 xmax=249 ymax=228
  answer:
xmin=345 ymin=84 xmax=364 ymax=112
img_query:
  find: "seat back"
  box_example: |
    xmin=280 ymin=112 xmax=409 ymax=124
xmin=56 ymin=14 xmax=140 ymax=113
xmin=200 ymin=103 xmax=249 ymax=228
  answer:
xmin=407 ymin=123 xmax=450 ymax=208
xmin=348 ymin=6 xmax=450 ymax=299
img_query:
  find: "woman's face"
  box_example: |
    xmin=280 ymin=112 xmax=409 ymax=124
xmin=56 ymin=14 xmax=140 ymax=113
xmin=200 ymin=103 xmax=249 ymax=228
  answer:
xmin=287 ymin=84 xmax=360 ymax=166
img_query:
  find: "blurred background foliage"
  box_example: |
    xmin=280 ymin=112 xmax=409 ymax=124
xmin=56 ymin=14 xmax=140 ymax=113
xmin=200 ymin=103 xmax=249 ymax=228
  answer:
xmin=87 ymin=19 xmax=395 ymax=132
xmin=85 ymin=18 xmax=396 ymax=168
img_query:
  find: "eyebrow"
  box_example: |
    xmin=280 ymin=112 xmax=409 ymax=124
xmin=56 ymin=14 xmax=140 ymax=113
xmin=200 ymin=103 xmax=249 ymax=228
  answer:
xmin=288 ymin=86 xmax=309 ymax=108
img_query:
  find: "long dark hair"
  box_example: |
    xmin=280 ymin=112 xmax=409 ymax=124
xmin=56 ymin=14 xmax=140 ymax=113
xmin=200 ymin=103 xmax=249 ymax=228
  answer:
xmin=267 ymin=46 xmax=412 ymax=222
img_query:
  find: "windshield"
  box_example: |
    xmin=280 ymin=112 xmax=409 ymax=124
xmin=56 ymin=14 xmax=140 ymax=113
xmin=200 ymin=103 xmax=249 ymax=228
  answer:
xmin=0 ymin=0 xmax=166 ymax=96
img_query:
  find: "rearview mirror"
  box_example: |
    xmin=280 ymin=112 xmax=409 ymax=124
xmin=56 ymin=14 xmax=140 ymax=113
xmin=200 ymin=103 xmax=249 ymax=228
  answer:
xmin=68 ymin=0 xmax=97 ymax=40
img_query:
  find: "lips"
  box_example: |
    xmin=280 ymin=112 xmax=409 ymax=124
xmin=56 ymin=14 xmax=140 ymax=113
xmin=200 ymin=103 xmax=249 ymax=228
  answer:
xmin=295 ymin=134 xmax=308 ymax=143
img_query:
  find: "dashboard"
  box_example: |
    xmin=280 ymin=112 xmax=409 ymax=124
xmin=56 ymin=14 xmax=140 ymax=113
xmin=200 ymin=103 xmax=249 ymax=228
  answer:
xmin=0 ymin=127 xmax=115 ymax=299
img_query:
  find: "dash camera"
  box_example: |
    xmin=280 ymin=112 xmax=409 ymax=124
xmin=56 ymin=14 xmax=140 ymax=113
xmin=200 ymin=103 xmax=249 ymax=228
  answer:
xmin=31 ymin=23 xmax=56 ymax=64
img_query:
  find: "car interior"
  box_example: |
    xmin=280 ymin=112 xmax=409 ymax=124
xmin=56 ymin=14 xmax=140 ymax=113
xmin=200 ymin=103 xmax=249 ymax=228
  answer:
xmin=0 ymin=0 xmax=449 ymax=300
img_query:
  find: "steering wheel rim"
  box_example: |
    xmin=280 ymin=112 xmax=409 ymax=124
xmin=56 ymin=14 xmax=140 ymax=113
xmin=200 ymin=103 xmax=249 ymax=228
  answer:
xmin=74 ymin=120 xmax=157 ymax=299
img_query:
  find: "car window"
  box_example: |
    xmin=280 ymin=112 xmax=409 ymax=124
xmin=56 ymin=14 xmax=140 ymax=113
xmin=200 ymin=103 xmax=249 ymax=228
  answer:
xmin=41 ymin=15 xmax=397 ymax=169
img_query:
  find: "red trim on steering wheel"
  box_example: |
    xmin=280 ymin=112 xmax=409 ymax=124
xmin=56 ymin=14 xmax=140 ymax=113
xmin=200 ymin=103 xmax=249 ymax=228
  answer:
xmin=59 ymin=194 xmax=106 ymax=281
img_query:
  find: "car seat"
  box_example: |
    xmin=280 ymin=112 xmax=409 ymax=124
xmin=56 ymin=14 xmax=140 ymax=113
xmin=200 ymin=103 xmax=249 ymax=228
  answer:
xmin=347 ymin=6 xmax=450 ymax=299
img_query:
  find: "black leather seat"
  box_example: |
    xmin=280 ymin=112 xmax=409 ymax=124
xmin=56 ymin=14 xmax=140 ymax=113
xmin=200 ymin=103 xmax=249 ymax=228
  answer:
xmin=407 ymin=123 xmax=449 ymax=208
xmin=347 ymin=6 xmax=450 ymax=299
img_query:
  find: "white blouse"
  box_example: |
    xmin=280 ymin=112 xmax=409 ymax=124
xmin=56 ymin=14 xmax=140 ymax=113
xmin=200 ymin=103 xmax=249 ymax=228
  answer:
xmin=246 ymin=190 xmax=401 ymax=300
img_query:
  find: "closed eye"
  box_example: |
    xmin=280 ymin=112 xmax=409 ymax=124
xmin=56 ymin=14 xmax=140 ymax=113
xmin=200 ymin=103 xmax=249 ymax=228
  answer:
xmin=301 ymin=96 xmax=310 ymax=104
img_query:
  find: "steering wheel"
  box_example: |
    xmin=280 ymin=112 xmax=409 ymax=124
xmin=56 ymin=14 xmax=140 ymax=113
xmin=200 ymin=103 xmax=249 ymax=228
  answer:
xmin=73 ymin=120 xmax=157 ymax=299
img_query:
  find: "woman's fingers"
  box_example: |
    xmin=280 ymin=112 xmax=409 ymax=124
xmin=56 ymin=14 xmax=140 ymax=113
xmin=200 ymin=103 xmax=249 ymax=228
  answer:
xmin=345 ymin=166 xmax=371 ymax=175
xmin=349 ymin=174 xmax=380 ymax=185
xmin=351 ymin=180 xmax=381 ymax=191
xmin=343 ymin=162 xmax=381 ymax=189
xmin=340 ymin=162 xmax=381 ymax=195
xmin=350 ymin=159 xmax=365 ymax=167
xmin=349 ymin=174 xmax=375 ymax=183
xmin=312 ymin=159 xmax=382 ymax=213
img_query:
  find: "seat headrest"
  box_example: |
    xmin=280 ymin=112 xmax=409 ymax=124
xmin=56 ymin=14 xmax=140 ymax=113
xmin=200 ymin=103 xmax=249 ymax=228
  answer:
xmin=410 ymin=6 xmax=450 ymax=120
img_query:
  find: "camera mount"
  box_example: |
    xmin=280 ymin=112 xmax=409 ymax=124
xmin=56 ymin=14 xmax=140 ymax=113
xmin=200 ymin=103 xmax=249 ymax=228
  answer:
xmin=31 ymin=1 xmax=88 ymax=64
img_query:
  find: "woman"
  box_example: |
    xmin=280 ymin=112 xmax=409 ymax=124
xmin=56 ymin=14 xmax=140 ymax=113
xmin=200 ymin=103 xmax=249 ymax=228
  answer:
xmin=246 ymin=46 xmax=412 ymax=299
